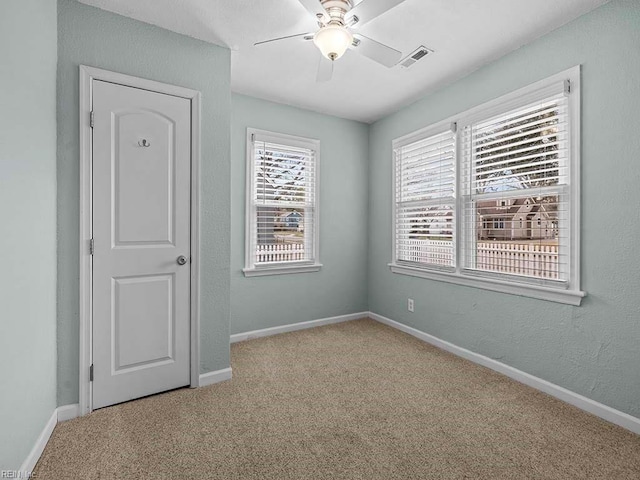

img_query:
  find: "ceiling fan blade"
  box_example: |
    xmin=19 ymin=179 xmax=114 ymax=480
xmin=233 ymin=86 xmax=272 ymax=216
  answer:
xmin=316 ymin=57 xmax=334 ymax=82
xmin=351 ymin=33 xmax=402 ymax=67
xmin=297 ymin=0 xmax=329 ymax=23
xmin=345 ymin=0 xmax=406 ymax=28
xmin=254 ymin=32 xmax=314 ymax=47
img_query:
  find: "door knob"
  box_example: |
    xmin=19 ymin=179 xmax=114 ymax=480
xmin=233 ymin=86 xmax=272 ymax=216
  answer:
xmin=177 ymin=255 xmax=188 ymax=266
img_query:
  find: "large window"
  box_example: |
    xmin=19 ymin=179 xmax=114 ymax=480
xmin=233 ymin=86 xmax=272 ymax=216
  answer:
xmin=391 ymin=67 xmax=583 ymax=305
xmin=244 ymin=129 xmax=321 ymax=277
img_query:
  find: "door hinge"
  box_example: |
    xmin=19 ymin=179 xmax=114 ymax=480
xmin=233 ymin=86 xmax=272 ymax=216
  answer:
xmin=89 ymin=364 xmax=94 ymax=382
xmin=564 ymin=79 xmax=571 ymax=96
xmin=90 ymin=110 xmax=95 ymax=128
xmin=89 ymin=238 xmax=94 ymax=255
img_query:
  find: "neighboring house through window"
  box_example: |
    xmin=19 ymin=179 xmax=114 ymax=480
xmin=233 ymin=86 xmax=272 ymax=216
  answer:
xmin=244 ymin=128 xmax=321 ymax=277
xmin=391 ymin=67 xmax=584 ymax=305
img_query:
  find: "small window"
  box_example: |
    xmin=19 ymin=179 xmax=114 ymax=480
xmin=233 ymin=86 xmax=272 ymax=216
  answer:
xmin=393 ymin=126 xmax=456 ymax=270
xmin=244 ymin=129 xmax=321 ymax=277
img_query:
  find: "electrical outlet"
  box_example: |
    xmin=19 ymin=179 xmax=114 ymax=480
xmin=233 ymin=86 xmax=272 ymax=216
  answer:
xmin=407 ymin=298 xmax=414 ymax=312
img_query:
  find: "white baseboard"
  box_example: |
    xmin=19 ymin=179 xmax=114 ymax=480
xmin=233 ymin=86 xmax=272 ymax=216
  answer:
xmin=19 ymin=408 xmax=57 ymax=474
xmin=230 ymin=311 xmax=369 ymax=344
xmin=17 ymin=403 xmax=82 ymax=473
xmin=369 ymin=312 xmax=640 ymax=435
xmin=57 ymin=403 xmax=80 ymax=422
xmin=199 ymin=367 xmax=233 ymax=387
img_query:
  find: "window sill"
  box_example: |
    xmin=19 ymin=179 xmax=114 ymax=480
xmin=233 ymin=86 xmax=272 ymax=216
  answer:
xmin=243 ymin=263 xmax=323 ymax=278
xmin=388 ymin=263 xmax=585 ymax=306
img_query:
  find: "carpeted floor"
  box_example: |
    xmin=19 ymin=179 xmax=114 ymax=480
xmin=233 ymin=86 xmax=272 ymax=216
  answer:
xmin=35 ymin=318 xmax=640 ymax=479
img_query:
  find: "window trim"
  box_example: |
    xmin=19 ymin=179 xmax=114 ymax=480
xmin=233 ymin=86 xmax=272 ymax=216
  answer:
xmin=390 ymin=66 xmax=585 ymax=305
xmin=243 ymin=128 xmax=322 ymax=277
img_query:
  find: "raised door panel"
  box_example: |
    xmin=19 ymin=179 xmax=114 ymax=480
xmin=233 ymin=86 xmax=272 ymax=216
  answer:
xmin=113 ymin=274 xmax=175 ymax=373
xmin=113 ymin=111 xmax=176 ymax=247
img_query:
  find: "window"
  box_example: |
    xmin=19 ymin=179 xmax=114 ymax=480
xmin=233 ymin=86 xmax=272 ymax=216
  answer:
xmin=244 ymin=129 xmax=321 ymax=277
xmin=394 ymin=127 xmax=456 ymax=270
xmin=391 ymin=67 xmax=584 ymax=305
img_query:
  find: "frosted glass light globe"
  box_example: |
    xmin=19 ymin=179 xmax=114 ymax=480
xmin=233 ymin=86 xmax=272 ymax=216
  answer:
xmin=313 ymin=25 xmax=353 ymax=61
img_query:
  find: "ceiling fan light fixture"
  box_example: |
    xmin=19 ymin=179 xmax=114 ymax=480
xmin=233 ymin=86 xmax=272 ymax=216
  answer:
xmin=313 ymin=25 xmax=353 ymax=61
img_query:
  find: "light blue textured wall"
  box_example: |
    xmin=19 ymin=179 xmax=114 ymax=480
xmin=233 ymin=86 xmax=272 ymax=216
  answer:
xmin=368 ymin=0 xmax=640 ymax=417
xmin=231 ymin=94 xmax=369 ymax=334
xmin=0 ymin=0 xmax=58 ymax=470
xmin=57 ymin=0 xmax=231 ymax=406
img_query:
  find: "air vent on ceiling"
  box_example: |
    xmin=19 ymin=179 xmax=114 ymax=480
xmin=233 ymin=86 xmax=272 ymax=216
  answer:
xmin=399 ymin=46 xmax=433 ymax=68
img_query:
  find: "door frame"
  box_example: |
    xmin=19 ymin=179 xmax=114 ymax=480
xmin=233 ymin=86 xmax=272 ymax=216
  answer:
xmin=78 ymin=65 xmax=202 ymax=415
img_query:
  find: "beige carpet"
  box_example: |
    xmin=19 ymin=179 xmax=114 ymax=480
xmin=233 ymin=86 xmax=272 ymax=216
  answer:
xmin=35 ymin=318 xmax=640 ymax=479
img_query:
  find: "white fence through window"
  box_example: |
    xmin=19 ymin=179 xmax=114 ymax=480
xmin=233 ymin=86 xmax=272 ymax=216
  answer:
xmin=405 ymin=240 xmax=454 ymax=267
xmin=256 ymin=243 xmax=305 ymax=263
xmin=404 ymin=240 xmax=559 ymax=279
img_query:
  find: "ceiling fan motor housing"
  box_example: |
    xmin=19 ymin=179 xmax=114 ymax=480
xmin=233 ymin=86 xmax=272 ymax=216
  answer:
xmin=320 ymin=0 xmax=353 ymax=25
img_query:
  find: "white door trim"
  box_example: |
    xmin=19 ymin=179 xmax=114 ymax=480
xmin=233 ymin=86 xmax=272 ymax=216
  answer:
xmin=79 ymin=65 xmax=202 ymax=416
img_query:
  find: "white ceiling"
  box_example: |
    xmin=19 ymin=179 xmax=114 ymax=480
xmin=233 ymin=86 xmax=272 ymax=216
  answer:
xmin=77 ymin=0 xmax=608 ymax=123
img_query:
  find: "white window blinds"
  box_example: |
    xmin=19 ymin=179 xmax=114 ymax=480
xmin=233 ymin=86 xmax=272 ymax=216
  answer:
xmin=395 ymin=128 xmax=456 ymax=269
xmin=461 ymin=88 xmax=570 ymax=283
xmin=247 ymin=131 xmax=319 ymax=271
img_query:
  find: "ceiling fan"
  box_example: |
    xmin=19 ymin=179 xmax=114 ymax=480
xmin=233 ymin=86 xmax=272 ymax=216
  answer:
xmin=255 ymin=0 xmax=407 ymax=81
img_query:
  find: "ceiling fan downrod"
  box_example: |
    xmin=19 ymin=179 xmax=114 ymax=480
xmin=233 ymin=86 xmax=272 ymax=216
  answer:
xmin=319 ymin=0 xmax=352 ymax=25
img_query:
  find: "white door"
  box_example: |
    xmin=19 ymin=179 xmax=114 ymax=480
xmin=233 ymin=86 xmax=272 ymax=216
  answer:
xmin=92 ymin=80 xmax=192 ymax=409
